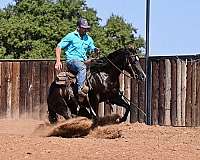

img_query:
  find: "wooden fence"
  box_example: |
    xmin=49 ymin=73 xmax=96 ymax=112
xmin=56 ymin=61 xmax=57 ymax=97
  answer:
xmin=0 ymin=56 xmax=200 ymax=126
xmin=150 ymin=56 xmax=200 ymax=127
xmin=0 ymin=60 xmax=55 ymax=120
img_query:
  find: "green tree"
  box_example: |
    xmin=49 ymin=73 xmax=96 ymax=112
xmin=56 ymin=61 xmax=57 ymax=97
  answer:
xmin=101 ymin=15 xmax=144 ymax=56
xmin=0 ymin=0 xmax=144 ymax=59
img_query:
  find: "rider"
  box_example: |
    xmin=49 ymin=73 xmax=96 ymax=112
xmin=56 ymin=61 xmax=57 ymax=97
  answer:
xmin=55 ymin=18 xmax=99 ymax=97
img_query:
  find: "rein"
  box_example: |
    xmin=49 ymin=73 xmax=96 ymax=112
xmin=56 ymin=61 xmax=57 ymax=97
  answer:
xmin=105 ymin=56 xmax=135 ymax=79
xmin=120 ymin=91 xmax=146 ymax=116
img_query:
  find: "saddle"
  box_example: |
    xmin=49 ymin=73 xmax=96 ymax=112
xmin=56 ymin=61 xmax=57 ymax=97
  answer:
xmin=55 ymin=58 xmax=105 ymax=96
xmin=55 ymin=71 xmax=75 ymax=85
xmin=55 ymin=71 xmax=89 ymax=96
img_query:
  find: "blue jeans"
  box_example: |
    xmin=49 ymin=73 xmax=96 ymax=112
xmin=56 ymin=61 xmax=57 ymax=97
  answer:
xmin=66 ymin=60 xmax=86 ymax=93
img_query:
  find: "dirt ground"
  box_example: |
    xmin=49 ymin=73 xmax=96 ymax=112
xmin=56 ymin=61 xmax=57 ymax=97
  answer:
xmin=0 ymin=118 xmax=200 ymax=160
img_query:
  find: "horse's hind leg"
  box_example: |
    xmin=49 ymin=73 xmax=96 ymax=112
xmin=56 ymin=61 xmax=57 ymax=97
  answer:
xmin=60 ymin=105 xmax=72 ymax=120
xmin=78 ymin=106 xmax=92 ymax=119
xmin=48 ymin=95 xmax=72 ymax=123
xmin=48 ymin=108 xmax=58 ymax=124
xmin=56 ymin=97 xmax=72 ymax=120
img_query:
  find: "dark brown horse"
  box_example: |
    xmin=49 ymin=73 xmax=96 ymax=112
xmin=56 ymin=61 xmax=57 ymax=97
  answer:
xmin=47 ymin=47 xmax=146 ymax=124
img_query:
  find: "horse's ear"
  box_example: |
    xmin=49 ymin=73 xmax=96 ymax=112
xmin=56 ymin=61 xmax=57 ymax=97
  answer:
xmin=126 ymin=44 xmax=137 ymax=54
xmin=127 ymin=44 xmax=136 ymax=50
xmin=128 ymin=44 xmax=133 ymax=49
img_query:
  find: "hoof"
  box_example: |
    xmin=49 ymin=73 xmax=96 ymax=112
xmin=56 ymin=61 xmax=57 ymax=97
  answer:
xmin=48 ymin=116 xmax=58 ymax=124
xmin=116 ymin=118 xmax=120 ymax=123
xmin=91 ymin=117 xmax=99 ymax=129
xmin=71 ymin=114 xmax=77 ymax=118
xmin=48 ymin=112 xmax=58 ymax=124
xmin=116 ymin=117 xmax=126 ymax=123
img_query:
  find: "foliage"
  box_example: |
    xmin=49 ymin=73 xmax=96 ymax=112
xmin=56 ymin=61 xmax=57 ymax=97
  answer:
xmin=0 ymin=0 xmax=144 ymax=59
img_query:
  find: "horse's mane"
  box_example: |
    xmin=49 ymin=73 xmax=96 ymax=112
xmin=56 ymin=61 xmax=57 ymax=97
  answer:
xmin=106 ymin=48 xmax=127 ymax=59
xmin=90 ymin=48 xmax=132 ymax=73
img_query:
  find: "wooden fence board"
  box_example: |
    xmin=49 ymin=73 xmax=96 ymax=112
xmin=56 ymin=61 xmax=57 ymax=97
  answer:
xmin=19 ymin=62 xmax=28 ymax=119
xmin=191 ymin=61 xmax=197 ymax=126
xmin=164 ymin=59 xmax=171 ymax=125
xmin=47 ymin=61 xmax=55 ymax=88
xmin=32 ymin=61 xmax=41 ymax=119
xmin=130 ymin=78 xmax=138 ymax=123
xmin=181 ymin=60 xmax=187 ymax=126
xmin=171 ymin=59 xmax=177 ymax=126
xmin=1 ymin=62 xmax=8 ymax=118
xmin=186 ymin=61 xmax=192 ymax=126
xmin=40 ymin=61 xmax=48 ymax=120
xmin=116 ymin=74 xmax=124 ymax=117
xmin=6 ymin=62 xmax=12 ymax=119
xmin=124 ymin=73 xmax=131 ymax=122
xmin=26 ymin=61 xmax=33 ymax=118
xmin=104 ymin=103 xmax=111 ymax=116
xmin=176 ymin=59 xmax=182 ymax=126
xmin=138 ymin=59 xmax=146 ymax=123
xmin=152 ymin=61 xmax=159 ymax=125
xmin=98 ymin=102 xmax=104 ymax=117
xmin=196 ymin=60 xmax=200 ymax=126
xmin=11 ymin=62 xmax=20 ymax=119
xmin=158 ymin=60 xmax=165 ymax=125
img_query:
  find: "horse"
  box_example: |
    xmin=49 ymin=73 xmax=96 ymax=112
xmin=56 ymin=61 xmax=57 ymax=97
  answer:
xmin=47 ymin=47 xmax=146 ymax=124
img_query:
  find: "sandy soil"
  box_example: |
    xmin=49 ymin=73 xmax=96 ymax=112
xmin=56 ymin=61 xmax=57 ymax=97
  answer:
xmin=0 ymin=118 xmax=200 ymax=160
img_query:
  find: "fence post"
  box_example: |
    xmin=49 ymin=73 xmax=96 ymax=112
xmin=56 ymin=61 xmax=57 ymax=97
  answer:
xmin=164 ymin=59 xmax=171 ymax=125
xmin=181 ymin=60 xmax=187 ymax=126
xmin=177 ymin=59 xmax=182 ymax=126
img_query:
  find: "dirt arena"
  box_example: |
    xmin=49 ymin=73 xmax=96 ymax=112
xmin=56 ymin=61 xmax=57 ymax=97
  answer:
xmin=0 ymin=117 xmax=200 ymax=160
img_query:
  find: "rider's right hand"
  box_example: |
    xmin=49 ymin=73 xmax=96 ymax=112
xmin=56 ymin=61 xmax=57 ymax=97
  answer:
xmin=55 ymin=61 xmax=62 ymax=70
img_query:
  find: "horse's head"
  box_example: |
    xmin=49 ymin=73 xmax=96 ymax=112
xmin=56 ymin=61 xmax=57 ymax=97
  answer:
xmin=103 ymin=47 xmax=146 ymax=81
xmin=124 ymin=47 xmax=146 ymax=81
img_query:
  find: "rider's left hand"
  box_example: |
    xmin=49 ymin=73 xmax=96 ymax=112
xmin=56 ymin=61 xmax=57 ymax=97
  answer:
xmin=84 ymin=58 xmax=95 ymax=65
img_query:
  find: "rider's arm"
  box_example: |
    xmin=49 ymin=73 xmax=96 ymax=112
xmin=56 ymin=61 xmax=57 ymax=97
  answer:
xmin=88 ymin=38 xmax=100 ymax=58
xmin=55 ymin=33 xmax=72 ymax=70
xmin=55 ymin=47 xmax=62 ymax=70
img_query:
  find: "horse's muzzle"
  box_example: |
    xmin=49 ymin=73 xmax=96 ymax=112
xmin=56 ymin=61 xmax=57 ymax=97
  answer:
xmin=138 ymin=73 xmax=146 ymax=81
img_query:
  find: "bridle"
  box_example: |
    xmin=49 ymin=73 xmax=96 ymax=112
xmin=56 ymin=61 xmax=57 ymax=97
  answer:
xmin=105 ymin=56 xmax=133 ymax=79
xmin=105 ymin=51 xmax=140 ymax=80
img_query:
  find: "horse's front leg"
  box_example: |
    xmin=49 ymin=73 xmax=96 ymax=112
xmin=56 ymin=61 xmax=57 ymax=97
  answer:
xmin=81 ymin=95 xmax=97 ymax=119
xmin=79 ymin=94 xmax=99 ymax=127
xmin=111 ymin=94 xmax=130 ymax=122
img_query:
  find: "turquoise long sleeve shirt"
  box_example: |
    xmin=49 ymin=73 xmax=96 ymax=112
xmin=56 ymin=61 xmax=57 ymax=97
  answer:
xmin=57 ymin=30 xmax=96 ymax=62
